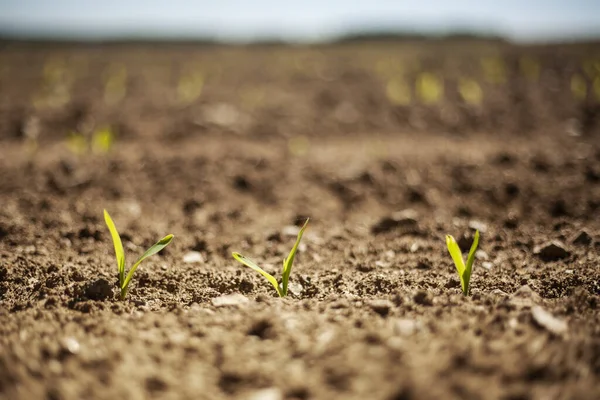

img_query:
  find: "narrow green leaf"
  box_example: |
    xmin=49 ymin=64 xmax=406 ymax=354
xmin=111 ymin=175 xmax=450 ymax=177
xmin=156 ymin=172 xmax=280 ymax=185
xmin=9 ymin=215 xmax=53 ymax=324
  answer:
xmin=445 ymin=234 xmax=465 ymax=276
xmin=232 ymin=252 xmax=282 ymax=296
xmin=122 ymin=234 xmax=174 ymax=295
xmin=281 ymin=218 xmax=309 ymax=296
xmin=103 ymin=209 xmax=126 ymax=286
xmin=463 ymin=230 xmax=480 ymax=296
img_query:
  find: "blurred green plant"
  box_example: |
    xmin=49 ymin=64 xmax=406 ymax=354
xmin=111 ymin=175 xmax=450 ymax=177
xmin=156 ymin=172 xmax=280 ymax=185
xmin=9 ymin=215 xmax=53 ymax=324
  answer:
xmin=104 ymin=64 xmax=128 ymax=105
xmin=288 ymin=135 xmax=310 ymax=157
xmin=519 ymin=56 xmax=540 ymax=82
xmin=458 ymin=78 xmax=483 ymax=106
xmin=66 ymin=127 xmax=115 ymax=155
xmin=32 ymin=57 xmax=71 ymax=109
xmin=583 ymin=59 xmax=600 ymax=78
xmin=446 ymin=230 xmax=480 ymax=296
xmin=416 ymin=72 xmax=443 ymax=104
xmin=386 ymin=77 xmax=412 ymax=105
xmin=66 ymin=132 xmax=88 ymax=155
xmin=104 ymin=210 xmax=174 ymax=300
xmin=91 ymin=127 xmax=116 ymax=154
xmin=481 ymin=56 xmax=507 ymax=84
xmin=177 ymin=70 xmax=204 ymax=105
xmin=232 ymin=219 xmax=309 ymax=297
xmin=22 ymin=116 xmax=40 ymax=157
xmin=571 ymin=74 xmax=587 ymax=101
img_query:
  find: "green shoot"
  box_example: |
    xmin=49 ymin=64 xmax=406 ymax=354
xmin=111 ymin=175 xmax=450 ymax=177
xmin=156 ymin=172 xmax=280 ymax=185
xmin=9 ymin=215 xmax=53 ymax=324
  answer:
xmin=445 ymin=230 xmax=480 ymax=296
xmin=103 ymin=209 xmax=174 ymax=300
xmin=232 ymin=219 xmax=309 ymax=297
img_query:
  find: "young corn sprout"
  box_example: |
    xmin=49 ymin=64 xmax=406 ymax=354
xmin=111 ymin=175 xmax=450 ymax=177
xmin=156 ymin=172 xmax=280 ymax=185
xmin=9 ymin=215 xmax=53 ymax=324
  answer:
xmin=104 ymin=209 xmax=174 ymax=299
xmin=232 ymin=219 xmax=309 ymax=297
xmin=445 ymin=230 xmax=480 ymax=296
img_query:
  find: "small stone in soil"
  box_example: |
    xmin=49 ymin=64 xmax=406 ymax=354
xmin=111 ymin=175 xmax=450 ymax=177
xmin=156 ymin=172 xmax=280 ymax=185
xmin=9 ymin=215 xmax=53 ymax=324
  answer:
xmin=531 ymin=306 xmax=568 ymax=335
xmin=282 ymin=225 xmax=301 ymax=237
xmin=183 ymin=251 xmax=205 ymax=263
xmin=468 ymin=220 xmax=488 ymax=233
xmin=287 ymin=282 xmax=304 ymax=297
xmin=247 ymin=388 xmax=283 ymax=400
xmin=393 ymin=319 xmax=421 ymax=336
xmin=211 ymin=293 xmax=249 ymax=307
xmin=60 ymin=337 xmax=80 ymax=355
xmin=481 ymin=261 xmax=494 ymax=270
xmin=533 ymin=241 xmax=570 ymax=261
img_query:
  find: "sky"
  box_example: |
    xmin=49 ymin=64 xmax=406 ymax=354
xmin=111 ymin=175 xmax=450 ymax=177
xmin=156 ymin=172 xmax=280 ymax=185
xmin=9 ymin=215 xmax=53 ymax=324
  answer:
xmin=1 ymin=0 xmax=599 ymax=42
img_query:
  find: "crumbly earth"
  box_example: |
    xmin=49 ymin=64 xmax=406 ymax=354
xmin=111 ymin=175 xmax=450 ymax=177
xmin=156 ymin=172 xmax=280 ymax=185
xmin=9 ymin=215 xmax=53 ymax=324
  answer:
xmin=0 ymin=40 xmax=599 ymax=400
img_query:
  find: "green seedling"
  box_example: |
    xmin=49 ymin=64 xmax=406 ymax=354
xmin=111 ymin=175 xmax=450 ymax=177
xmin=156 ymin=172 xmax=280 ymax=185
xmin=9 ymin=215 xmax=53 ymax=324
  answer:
xmin=66 ymin=127 xmax=116 ymax=155
xmin=104 ymin=210 xmax=174 ymax=299
xmin=446 ymin=230 xmax=480 ymax=296
xmin=232 ymin=219 xmax=309 ymax=297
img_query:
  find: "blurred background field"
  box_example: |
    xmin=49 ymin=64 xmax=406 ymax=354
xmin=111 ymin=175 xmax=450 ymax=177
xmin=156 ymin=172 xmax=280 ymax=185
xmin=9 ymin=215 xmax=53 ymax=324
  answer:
xmin=1 ymin=0 xmax=599 ymax=151
xmin=1 ymin=40 xmax=599 ymax=150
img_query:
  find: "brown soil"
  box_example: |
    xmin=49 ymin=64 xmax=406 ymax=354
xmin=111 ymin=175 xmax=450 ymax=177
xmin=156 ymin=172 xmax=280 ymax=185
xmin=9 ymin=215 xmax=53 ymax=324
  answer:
xmin=0 ymin=41 xmax=599 ymax=400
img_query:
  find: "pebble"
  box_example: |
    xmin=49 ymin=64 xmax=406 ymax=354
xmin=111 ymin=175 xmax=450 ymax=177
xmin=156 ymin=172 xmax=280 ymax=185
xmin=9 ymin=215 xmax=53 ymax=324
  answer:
xmin=246 ymin=388 xmax=283 ymax=400
xmin=281 ymin=226 xmax=300 ymax=239
xmin=368 ymin=299 xmax=393 ymax=317
xmin=531 ymin=306 xmax=568 ymax=335
xmin=393 ymin=319 xmax=421 ymax=336
xmin=60 ymin=337 xmax=81 ymax=355
xmin=481 ymin=262 xmax=494 ymax=270
xmin=533 ymin=241 xmax=570 ymax=261
xmin=211 ymin=293 xmax=249 ymax=307
xmin=183 ymin=251 xmax=205 ymax=263
xmin=468 ymin=220 xmax=488 ymax=233
xmin=287 ymin=282 xmax=304 ymax=297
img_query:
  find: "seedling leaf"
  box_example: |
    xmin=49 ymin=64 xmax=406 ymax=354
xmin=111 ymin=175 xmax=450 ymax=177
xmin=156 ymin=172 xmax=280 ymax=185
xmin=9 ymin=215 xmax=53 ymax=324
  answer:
xmin=104 ymin=210 xmax=174 ymax=300
xmin=464 ymin=230 xmax=480 ymax=294
xmin=445 ymin=235 xmax=465 ymax=276
xmin=281 ymin=218 xmax=309 ymax=296
xmin=122 ymin=234 xmax=174 ymax=296
xmin=104 ymin=209 xmax=125 ymax=285
xmin=232 ymin=252 xmax=282 ymax=296
xmin=232 ymin=219 xmax=309 ymax=297
xmin=446 ymin=230 xmax=480 ymax=296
